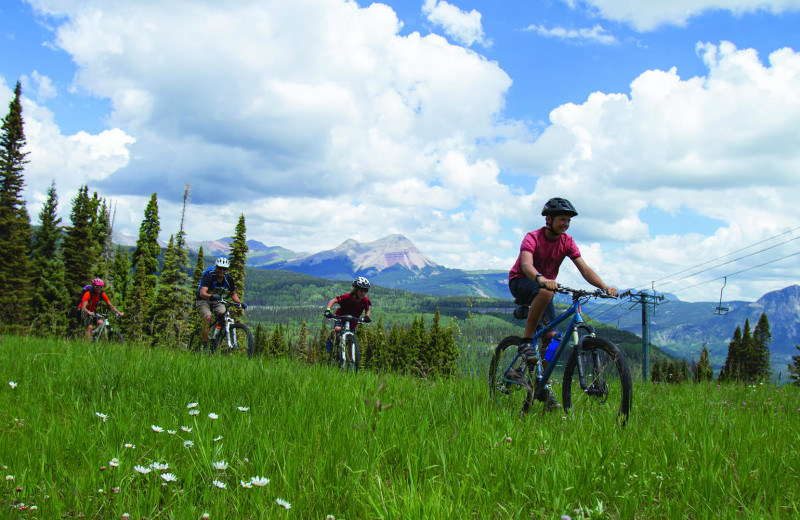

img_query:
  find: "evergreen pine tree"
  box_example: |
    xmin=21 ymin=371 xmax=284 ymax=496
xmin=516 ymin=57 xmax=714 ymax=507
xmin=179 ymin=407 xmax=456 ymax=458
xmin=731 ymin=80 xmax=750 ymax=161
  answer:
xmin=695 ymin=344 xmax=714 ymax=382
xmin=270 ymin=323 xmax=287 ymax=358
xmin=253 ymin=322 xmax=269 ymax=358
xmin=405 ymin=316 xmax=425 ymax=377
xmin=788 ymin=346 xmax=800 ymax=386
xmin=91 ymin=195 xmax=113 ymax=284
xmin=126 ymin=193 xmax=161 ymax=339
xmin=151 ymin=235 xmax=191 ymax=344
xmin=30 ymin=181 xmax=69 ymax=335
xmin=386 ymin=322 xmax=402 ymax=372
xmin=721 ymin=325 xmax=744 ymax=382
xmin=228 ymin=214 xmax=248 ymax=320
xmin=110 ymin=245 xmax=132 ymax=311
xmin=0 ymin=81 xmax=33 ymax=327
xmin=740 ymin=319 xmax=753 ymax=381
xmin=61 ymin=186 xmax=96 ymax=303
xmin=751 ymin=313 xmax=772 ymax=381
xmin=295 ymin=321 xmax=311 ymax=363
xmin=192 ymin=245 xmax=205 ymax=288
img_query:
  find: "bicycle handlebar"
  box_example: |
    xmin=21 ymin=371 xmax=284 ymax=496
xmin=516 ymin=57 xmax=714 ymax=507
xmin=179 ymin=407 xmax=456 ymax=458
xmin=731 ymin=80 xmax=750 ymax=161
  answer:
xmin=555 ymin=284 xmax=617 ymax=300
xmin=218 ymin=298 xmax=245 ymax=308
xmin=326 ymin=314 xmax=370 ymax=324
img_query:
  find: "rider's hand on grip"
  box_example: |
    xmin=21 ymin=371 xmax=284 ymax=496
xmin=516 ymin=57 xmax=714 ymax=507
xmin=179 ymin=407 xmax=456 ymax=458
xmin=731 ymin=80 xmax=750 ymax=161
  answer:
xmin=362 ymin=316 xmax=371 ymax=323
xmin=240 ymin=302 xmax=248 ymax=309
xmin=324 ymin=310 xmax=334 ymax=318
xmin=209 ymin=294 xmax=221 ymax=301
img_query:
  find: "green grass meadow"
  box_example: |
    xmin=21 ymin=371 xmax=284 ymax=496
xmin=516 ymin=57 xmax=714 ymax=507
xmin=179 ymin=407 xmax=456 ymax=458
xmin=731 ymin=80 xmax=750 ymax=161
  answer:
xmin=1 ymin=335 xmax=799 ymax=519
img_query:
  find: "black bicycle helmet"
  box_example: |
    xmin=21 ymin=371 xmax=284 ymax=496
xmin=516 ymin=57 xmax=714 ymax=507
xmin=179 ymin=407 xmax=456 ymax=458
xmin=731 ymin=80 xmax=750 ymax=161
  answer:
xmin=541 ymin=197 xmax=578 ymax=217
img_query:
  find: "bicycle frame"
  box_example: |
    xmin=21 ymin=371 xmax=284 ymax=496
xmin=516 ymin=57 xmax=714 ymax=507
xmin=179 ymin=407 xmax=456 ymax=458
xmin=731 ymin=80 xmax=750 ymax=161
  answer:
xmin=212 ymin=300 xmax=238 ymax=349
xmin=503 ymin=292 xmax=596 ymax=394
xmin=327 ymin=314 xmax=367 ymax=370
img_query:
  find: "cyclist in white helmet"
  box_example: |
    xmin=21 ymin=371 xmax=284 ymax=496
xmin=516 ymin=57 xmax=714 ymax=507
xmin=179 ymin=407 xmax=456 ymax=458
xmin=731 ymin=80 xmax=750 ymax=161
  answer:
xmin=196 ymin=257 xmax=246 ymax=350
xmin=324 ymin=277 xmax=372 ymax=353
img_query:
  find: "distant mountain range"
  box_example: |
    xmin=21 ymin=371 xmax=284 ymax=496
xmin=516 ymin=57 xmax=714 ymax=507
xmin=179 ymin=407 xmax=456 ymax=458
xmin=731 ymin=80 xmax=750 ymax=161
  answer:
xmin=121 ymin=229 xmax=798 ymax=370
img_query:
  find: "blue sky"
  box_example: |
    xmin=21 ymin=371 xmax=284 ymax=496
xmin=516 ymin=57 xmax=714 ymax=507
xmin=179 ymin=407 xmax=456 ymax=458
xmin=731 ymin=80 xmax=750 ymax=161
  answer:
xmin=1 ymin=0 xmax=800 ymax=302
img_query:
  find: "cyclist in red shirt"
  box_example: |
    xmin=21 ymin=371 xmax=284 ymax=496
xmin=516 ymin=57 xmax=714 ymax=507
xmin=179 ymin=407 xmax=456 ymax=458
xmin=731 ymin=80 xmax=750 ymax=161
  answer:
xmin=324 ymin=277 xmax=372 ymax=352
xmin=79 ymin=278 xmax=124 ymax=341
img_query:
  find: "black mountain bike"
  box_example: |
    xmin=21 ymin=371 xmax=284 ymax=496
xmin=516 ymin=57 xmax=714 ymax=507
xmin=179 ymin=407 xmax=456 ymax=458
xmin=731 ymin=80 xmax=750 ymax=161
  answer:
xmin=489 ymin=285 xmax=632 ymax=424
xmin=188 ymin=299 xmax=254 ymax=357
xmin=325 ymin=314 xmax=369 ymax=371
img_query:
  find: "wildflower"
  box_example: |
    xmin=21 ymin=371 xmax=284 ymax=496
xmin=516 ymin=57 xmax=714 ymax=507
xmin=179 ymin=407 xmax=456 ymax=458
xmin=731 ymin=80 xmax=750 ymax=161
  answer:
xmin=208 ymin=413 xmax=218 ymax=420
xmin=8 ymin=382 xmax=17 ymax=389
xmin=505 ymin=437 xmax=512 ymax=443
xmin=167 ymin=430 xmax=176 ymax=435
xmin=240 ymin=480 xmax=253 ymax=488
xmin=124 ymin=443 xmax=135 ymax=449
xmin=276 ymin=498 xmax=291 ymax=509
xmin=95 ymin=412 xmax=108 ymax=422
xmin=134 ymin=465 xmax=151 ymax=474
xmin=151 ymin=462 xmax=169 ymax=471
xmin=202 ymin=514 xmax=210 ymax=520
xmin=122 ymin=514 xmax=130 ymax=520
xmin=5 ymin=475 xmax=13 ymax=481
xmin=30 ymin=506 xmax=38 ymax=511
xmin=161 ymin=473 xmax=177 ymax=482
xmin=151 ymin=425 xmax=164 ymax=433
xmin=237 ymin=406 xmax=249 ymax=412
xmin=181 ymin=426 xmax=192 ymax=432
xmin=251 ymin=476 xmax=270 ymax=487
xmin=183 ymin=440 xmax=194 ymax=448
xmin=211 ymin=480 xmax=226 ymax=489
xmin=188 ymin=410 xmax=200 ymax=416
xmin=212 ymin=461 xmax=228 ymax=471
xmin=213 ymin=436 xmax=223 ymax=442
xmin=109 ymin=458 xmax=119 ymax=467
xmin=187 ymin=402 xmax=198 ymax=409
xmin=327 ymin=516 xmax=335 ymax=520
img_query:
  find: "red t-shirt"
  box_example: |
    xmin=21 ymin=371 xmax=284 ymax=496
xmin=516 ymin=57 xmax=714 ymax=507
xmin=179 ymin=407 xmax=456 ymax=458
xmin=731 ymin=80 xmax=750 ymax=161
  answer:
xmin=80 ymin=290 xmax=111 ymax=312
xmin=335 ymin=293 xmax=371 ymax=318
xmin=508 ymin=227 xmax=581 ymax=281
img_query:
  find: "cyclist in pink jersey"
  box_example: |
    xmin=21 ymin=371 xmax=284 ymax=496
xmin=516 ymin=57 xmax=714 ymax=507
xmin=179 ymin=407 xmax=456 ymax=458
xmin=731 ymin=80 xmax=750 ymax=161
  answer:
xmin=509 ymin=198 xmax=617 ymax=408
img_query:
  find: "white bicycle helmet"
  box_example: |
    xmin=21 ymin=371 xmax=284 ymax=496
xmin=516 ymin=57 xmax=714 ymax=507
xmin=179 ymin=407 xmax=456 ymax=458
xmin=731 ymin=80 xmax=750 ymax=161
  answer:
xmin=353 ymin=276 xmax=371 ymax=290
xmin=215 ymin=257 xmax=230 ymax=268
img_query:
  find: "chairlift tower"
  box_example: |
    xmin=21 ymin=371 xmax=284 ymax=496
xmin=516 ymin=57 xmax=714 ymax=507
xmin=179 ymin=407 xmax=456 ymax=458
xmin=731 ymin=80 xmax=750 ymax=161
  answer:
xmin=621 ymin=289 xmax=667 ymax=382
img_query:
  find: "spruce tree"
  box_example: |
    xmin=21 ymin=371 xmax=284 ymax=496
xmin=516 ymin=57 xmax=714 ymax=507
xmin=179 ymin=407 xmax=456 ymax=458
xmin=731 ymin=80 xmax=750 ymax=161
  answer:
xmin=228 ymin=214 xmax=248 ymax=320
xmin=751 ymin=313 xmax=772 ymax=381
xmin=61 ymin=186 xmax=96 ymax=302
xmin=126 ymin=193 xmax=161 ymax=339
xmin=0 ymin=81 xmax=33 ymax=326
xmin=270 ymin=323 xmax=287 ymax=358
xmin=695 ymin=344 xmax=714 ymax=382
xmin=295 ymin=321 xmax=311 ymax=363
xmin=30 ymin=181 xmax=69 ymax=335
xmin=253 ymin=323 xmax=269 ymax=358
xmin=192 ymin=245 xmax=205 ymax=289
xmin=721 ymin=325 xmax=744 ymax=382
xmin=151 ymin=235 xmax=190 ymax=344
xmin=110 ymin=245 xmax=132 ymax=311
xmin=788 ymin=346 xmax=800 ymax=386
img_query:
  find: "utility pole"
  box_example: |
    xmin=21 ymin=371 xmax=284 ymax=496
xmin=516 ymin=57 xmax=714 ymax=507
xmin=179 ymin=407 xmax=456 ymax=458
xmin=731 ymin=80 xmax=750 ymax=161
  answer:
xmin=622 ymin=289 xmax=666 ymax=382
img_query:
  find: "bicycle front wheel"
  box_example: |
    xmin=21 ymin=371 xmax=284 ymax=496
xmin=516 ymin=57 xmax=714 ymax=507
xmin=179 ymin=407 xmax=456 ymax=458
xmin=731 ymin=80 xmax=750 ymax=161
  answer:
xmin=229 ymin=323 xmax=254 ymax=358
xmin=188 ymin=328 xmax=205 ymax=353
xmin=562 ymin=336 xmax=632 ymax=425
xmin=488 ymin=336 xmax=535 ymax=413
xmin=345 ymin=335 xmax=360 ymax=372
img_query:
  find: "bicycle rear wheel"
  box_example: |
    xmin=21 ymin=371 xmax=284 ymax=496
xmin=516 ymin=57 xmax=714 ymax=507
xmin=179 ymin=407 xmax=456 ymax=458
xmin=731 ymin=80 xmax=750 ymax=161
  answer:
xmin=488 ymin=336 xmax=535 ymax=413
xmin=562 ymin=336 xmax=632 ymax=425
xmin=188 ymin=327 xmax=208 ymax=354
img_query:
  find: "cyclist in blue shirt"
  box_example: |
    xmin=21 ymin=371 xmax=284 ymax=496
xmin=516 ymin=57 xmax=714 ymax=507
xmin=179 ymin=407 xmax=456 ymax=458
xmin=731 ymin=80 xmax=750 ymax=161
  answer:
xmin=197 ymin=257 xmax=246 ymax=349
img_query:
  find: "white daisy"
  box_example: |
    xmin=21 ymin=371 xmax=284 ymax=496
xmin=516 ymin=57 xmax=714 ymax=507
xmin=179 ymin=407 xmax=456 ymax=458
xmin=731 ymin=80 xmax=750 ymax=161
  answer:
xmin=95 ymin=412 xmax=108 ymax=422
xmin=188 ymin=410 xmax=200 ymax=416
xmin=151 ymin=425 xmax=164 ymax=433
xmin=213 ymin=436 xmax=223 ymax=442
xmin=151 ymin=462 xmax=169 ymax=471
xmin=180 ymin=426 xmax=192 ymax=432
xmin=211 ymin=480 xmax=226 ymax=489
xmin=109 ymin=458 xmax=119 ymax=467
xmin=208 ymin=413 xmax=218 ymax=420
xmin=186 ymin=402 xmax=198 ymax=409
xmin=161 ymin=473 xmax=178 ymax=482
xmin=212 ymin=461 xmax=228 ymax=471
xmin=250 ymin=476 xmax=270 ymax=487
xmin=237 ymin=406 xmax=249 ymax=412
xmin=240 ymin=480 xmax=253 ymax=489
xmin=8 ymin=382 xmax=17 ymax=389
xmin=167 ymin=430 xmax=176 ymax=435
xmin=5 ymin=475 xmax=13 ymax=481
xmin=183 ymin=440 xmax=194 ymax=448
xmin=134 ymin=465 xmax=151 ymax=474
xmin=276 ymin=498 xmax=291 ymax=509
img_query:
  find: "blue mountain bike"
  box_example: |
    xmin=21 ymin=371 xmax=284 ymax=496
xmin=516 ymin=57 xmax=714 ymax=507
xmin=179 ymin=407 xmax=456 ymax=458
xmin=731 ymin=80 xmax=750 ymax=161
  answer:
xmin=489 ymin=285 xmax=632 ymax=424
